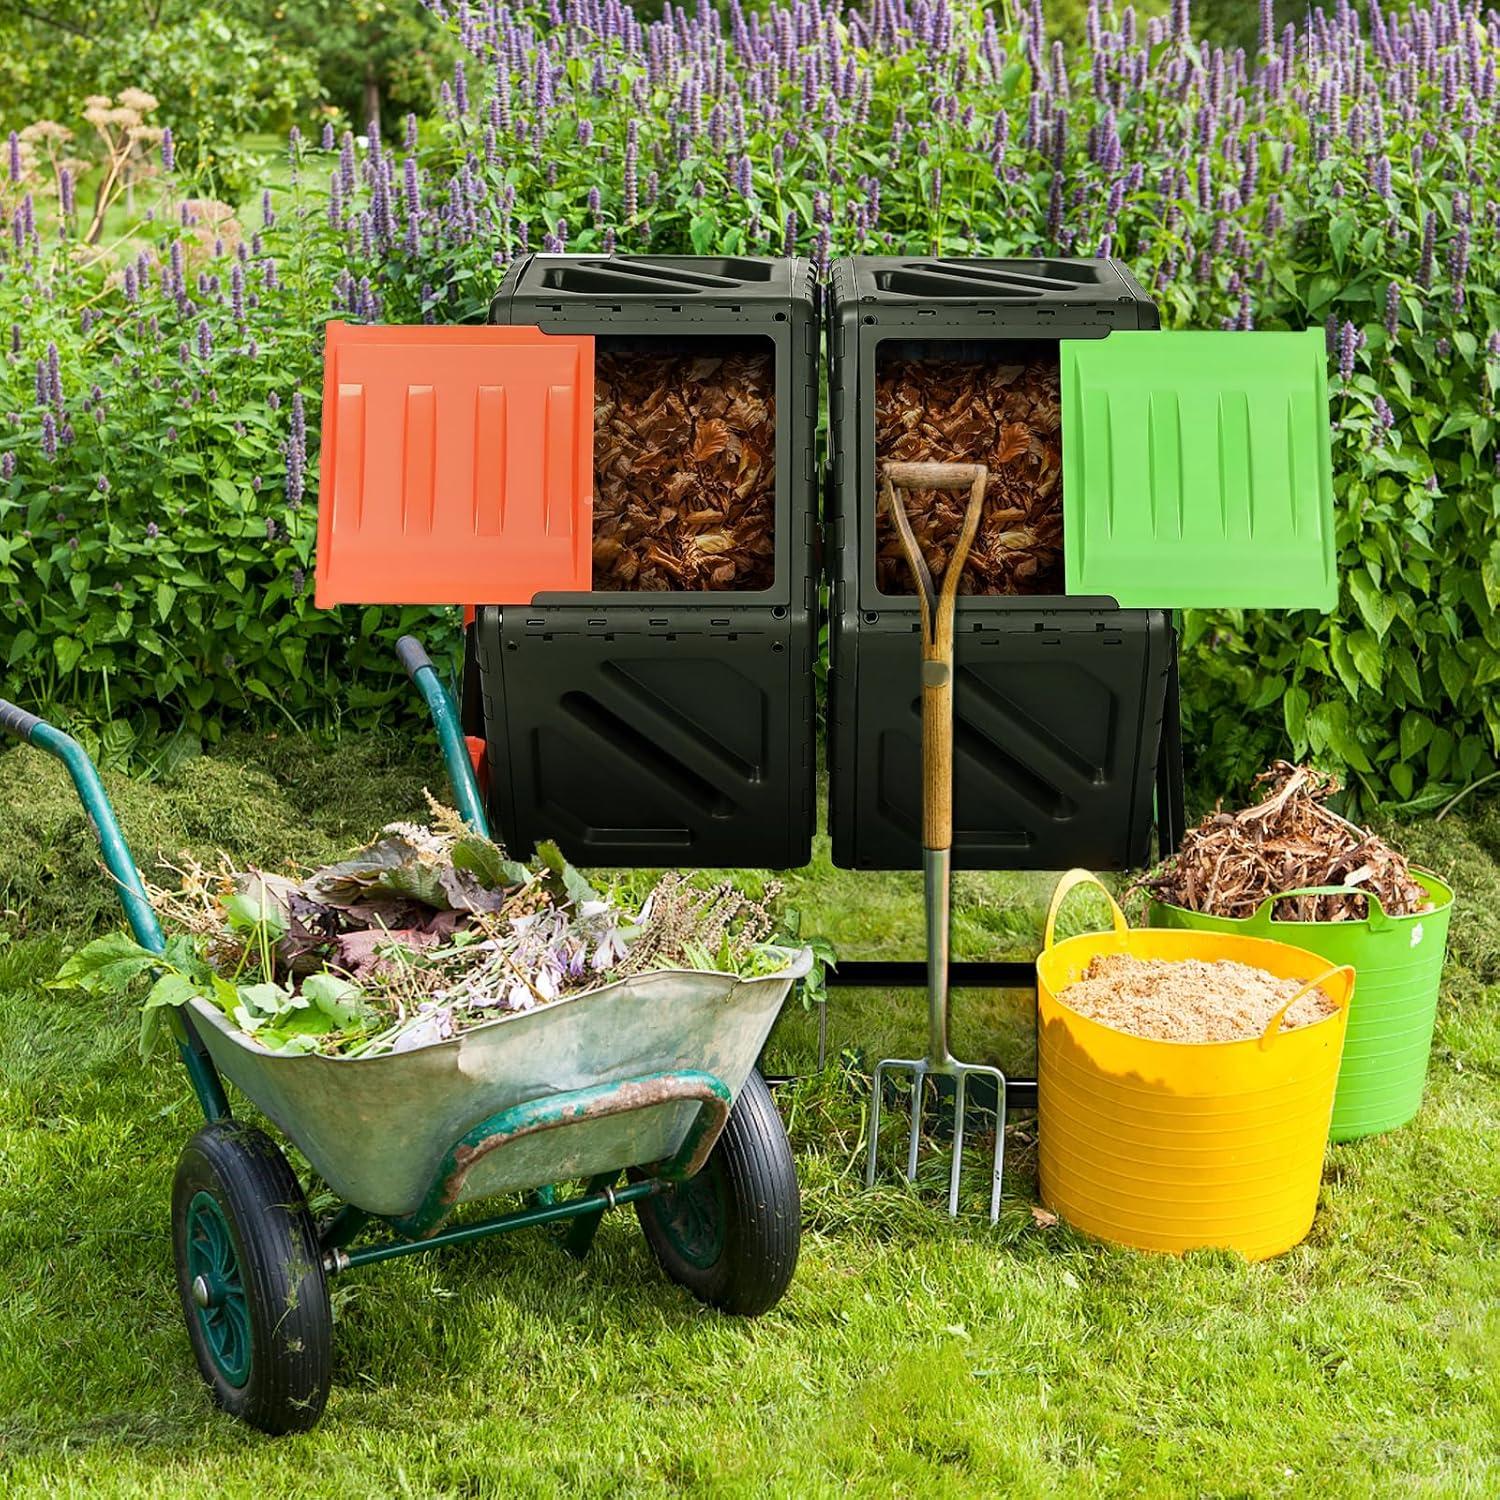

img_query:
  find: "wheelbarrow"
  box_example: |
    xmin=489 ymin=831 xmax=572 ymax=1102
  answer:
xmin=0 ymin=638 xmax=810 ymax=1435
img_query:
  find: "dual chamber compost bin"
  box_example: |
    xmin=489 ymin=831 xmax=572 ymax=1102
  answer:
xmin=315 ymin=253 xmax=1337 ymax=873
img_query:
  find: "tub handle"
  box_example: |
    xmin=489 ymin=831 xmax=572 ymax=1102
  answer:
xmin=1043 ymin=869 xmax=1128 ymax=951
xmin=1249 ymin=886 xmax=1391 ymax=931
xmin=1258 ymin=965 xmax=1355 ymax=1050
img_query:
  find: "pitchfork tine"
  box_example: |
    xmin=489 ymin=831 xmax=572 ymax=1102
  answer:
xmin=864 ymin=461 xmax=1008 ymax=1224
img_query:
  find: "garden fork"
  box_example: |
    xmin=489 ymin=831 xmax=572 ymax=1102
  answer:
xmin=864 ymin=461 xmax=1007 ymax=1223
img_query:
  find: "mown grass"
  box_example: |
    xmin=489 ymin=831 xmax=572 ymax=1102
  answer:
xmin=0 ymin=737 xmax=1496 ymax=1497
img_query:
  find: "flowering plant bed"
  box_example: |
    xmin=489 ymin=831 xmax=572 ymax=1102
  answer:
xmin=54 ymin=804 xmax=808 ymax=1058
xmin=875 ymin=347 xmax=1063 ymax=596
xmin=592 ymin=343 xmax=777 ymax=591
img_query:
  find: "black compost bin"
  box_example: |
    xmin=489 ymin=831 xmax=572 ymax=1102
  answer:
xmin=825 ymin=256 xmax=1181 ymax=871
xmin=473 ymin=254 xmax=819 ymax=869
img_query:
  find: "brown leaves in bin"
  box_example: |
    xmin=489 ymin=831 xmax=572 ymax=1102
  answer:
xmin=593 ymin=348 xmax=776 ymax=591
xmin=875 ymin=353 xmax=1063 ymax=595
xmin=1134 ymin=762 xmax=1432 ymax=922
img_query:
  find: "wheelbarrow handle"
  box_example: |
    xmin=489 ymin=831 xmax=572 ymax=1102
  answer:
xmin=395 ymin=635 xmax=435 ymax=681
xmin=0 ymin=699 xmax=44 ymax=743
xmin=395 ymin=634 xmax=490 ymax=838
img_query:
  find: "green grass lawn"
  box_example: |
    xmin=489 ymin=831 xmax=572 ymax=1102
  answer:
xmin=1 ymin=736 xmax=1496 ymax=1496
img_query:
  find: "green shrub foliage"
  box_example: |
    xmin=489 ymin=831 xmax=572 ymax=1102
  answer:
xmin=1 ymin=1 xmax=1496 ymax=804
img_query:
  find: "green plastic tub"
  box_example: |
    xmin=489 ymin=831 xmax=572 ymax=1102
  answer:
xmin=1149 ymin=871 xmax=1453 ymax=1141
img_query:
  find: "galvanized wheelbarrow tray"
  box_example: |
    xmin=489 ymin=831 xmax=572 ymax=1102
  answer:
xmin=0 ymin=638 xmax=810 ymax=1437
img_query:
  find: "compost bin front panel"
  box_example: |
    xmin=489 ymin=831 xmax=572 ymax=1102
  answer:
xmin=314 ymin=322 xmax=595 ymax=608
xmin=829 ymin=610 xmax=1175 ymax=871
xmin=1059 ymin=328 xmax=1337 ymax=610
xmin=474 ymin=607 xmax=814 ymax=870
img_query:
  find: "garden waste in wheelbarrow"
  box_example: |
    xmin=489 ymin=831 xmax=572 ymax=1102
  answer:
xmin=1 ymin=646 xmax=811 ymax=1437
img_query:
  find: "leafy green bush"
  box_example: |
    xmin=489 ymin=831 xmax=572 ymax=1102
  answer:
xmin=1 ymin=0 xmax=1496 ymax=806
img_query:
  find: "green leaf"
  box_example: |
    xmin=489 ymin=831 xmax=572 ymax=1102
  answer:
xmin=302 ymin=973 xmax=372 ymax=1027
xmin=689 ymin=213 xmax=718 ymax=255
xmin=1347 ymin=570 xmax=1394 ymax=639
xmin=1399 ymin=713 xmax=1431 ymax=762
xmin=237 ymin=981 xmax=300 ymax=1016
xmin=223 ymin=890 xmax=290 ymax=938
xmin=53 ymin=636 xmax=84 ymax=674
xmin=143 ymin=972 xmax=204 ymax=1012
xmin=535 ymin=839 xmax=601 ymax=906
xmin=451 ymin=835 xmax=530 ymax=890
xmin=155 ymin=583 xmax=177 ymax=622
xmin=1438 ymin=646 xmax=1469 ymax=706
xmin=52 ymin=932 xmax=158 ymax=995
xmin=1347 ymin=630 xmax=1384 ymax=692
xmin=1283 ymin=684 xmax=1309 ymax=752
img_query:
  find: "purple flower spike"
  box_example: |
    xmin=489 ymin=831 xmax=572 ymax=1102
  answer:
xmin=161 ymin=127 xmax=175 ymax=172
xmin=1338 ymin=321 xmax=1359 ymax=382
xmin=1418 ymin=212 xmax=1437 ymax=289
xmin=6 ymin=131 xmax=19 ymax=183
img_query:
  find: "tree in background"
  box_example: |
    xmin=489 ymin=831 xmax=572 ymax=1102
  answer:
xmin=0 ymin=2 xmax=317 ymax=194
xmin=270 ymin=1 xmax=457 ymax=135
xmin=0 ymin=1 xmax=448 ymax=186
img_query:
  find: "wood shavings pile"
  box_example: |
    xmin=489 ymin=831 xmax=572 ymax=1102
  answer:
xmin=874 ymin=348 xmax=1063 ymax=595
xmin=1059 ymin=953 xmax=1337 ymax=1043
xmin=1136 ymin=762 xmax=1431 ymax=922
xmin=592 ymin=345 xmax=776 ymax=591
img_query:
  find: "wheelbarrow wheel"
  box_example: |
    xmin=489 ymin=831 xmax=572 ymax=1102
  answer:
xmin=635 ymin=1069 xmax=800 ymax=1316
xmin=171 ymin=1121 xmax=331 ymax=1435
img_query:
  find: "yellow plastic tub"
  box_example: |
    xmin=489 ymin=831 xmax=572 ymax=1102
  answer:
xmin=1037 ymin=871 xmax=1355 ymax=1262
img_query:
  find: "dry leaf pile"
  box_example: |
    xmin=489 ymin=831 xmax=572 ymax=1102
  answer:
xmin=875 ymin=351 xmax=1063 ymax=595
xmin=1136 ymin=762 xmax=1432 ymax=921
xmin=593 ymin=346 xmax=777 ymax=590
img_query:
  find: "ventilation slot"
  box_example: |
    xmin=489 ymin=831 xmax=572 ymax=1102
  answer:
xmin=876 ymin=260 xmax=1109 ymax=299
xmin=539 ymin=258 xmax=774 ymax=295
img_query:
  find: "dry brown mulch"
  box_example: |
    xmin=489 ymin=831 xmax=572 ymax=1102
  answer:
xmin=1135 ymin=762 xmax=1432 ymax=922
xmin=592 ymin=346 xmax=777 ymax=591
xmin=875 ymin=351 xmax=1063 ymax=595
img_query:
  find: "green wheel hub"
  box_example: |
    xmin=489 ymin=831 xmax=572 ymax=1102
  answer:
xmin=655 ymin=1165 xmax=726 ymax=1270
xmin=184 ymin=1191 xmax=251 ymax=1388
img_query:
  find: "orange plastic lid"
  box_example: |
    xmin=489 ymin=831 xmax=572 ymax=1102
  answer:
xmin=314 ymin=322 xmax=595 ymax=607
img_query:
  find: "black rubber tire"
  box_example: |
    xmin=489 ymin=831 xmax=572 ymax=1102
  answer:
xmin=635 ymin=1069 xmax=800 ymax=1316
xmin=171 ymin=1121 xmax=332 ymax=1435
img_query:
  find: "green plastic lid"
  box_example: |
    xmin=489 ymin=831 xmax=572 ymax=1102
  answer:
xmin=1060 ymin=329 xmax=1336 ymax=610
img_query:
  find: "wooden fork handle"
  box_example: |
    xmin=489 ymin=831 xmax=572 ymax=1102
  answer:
xmin=883 ymin=461 xmax=988 ymax=494
xmin=880 ymin=462 xmax=989 ymax=852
